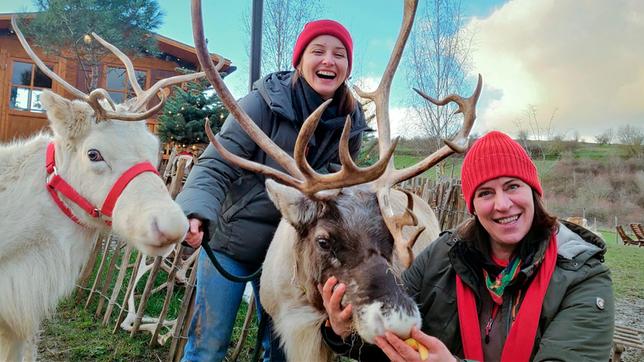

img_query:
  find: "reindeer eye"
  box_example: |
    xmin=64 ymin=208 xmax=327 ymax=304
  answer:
xmin=316 ymin=237 xmax=331 ymax=250
xmin=87 ymin=149 xmax=104 ymax=162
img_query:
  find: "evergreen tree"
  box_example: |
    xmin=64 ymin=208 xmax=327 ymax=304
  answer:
xmin=157 ymin=73 xmax=228 ymax=146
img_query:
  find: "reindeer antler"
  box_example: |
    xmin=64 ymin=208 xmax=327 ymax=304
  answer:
xmin=11 ymin=16 xmax=206 ymax=121
xmin=192 ymin=0 xmax=398 ymax=196
xmin=353 ymin=0 xmax=482 ymax=267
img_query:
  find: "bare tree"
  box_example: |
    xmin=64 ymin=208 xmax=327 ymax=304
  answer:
xmin=617 ymin=124 xmax=643 ymax=158
xmin=405 ymin=0 xmax=474 ymax=152
xmin=595 ymin=128 xmax=614 ymax=145
xmin=243 ymin=0 xmax=321 ymax=74
xmin=513 ymin=105 xmax=558 ymax=159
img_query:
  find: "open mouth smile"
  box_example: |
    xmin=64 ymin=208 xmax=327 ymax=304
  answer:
xmin=316 ymin=70 xmax=337 ymax=80
xmin=495 ymin=214 xmax=520 ymax=224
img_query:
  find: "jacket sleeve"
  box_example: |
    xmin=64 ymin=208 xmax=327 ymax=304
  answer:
xmin=402 ymin=231 xmax=452 ymax=298
xmin=175 ymin=92 xmax=269 ymax=236
xmin=532 ymin=260 xmax=615 ymax=361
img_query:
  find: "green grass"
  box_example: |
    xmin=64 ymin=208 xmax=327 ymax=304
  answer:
xmin=394 ymin=155 xmax=560 ymax=181
xmin=38 ymin=243 xmax=261 ymax=362
xmin=570 ymin=143 xmax=630 ymax=160
xmin=41 ymin=293 xmax=260 ymax=361
xmin=39 ymin=298 xmax=169 ymax=361
xmin=598 ymin=228 xmax=644 ymax=300
xmin=394 ymin=154 xmax=463 ymax=180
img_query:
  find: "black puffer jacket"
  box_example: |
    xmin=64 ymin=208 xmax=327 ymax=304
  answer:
xmin=323 ymin=220 xmax=614 ymax=361
xmin=176 ymin=71 xmax=367 ymax=266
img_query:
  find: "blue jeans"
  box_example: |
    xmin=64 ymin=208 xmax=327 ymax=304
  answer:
xmin=181 ymin=249 xmax=285 ymax=362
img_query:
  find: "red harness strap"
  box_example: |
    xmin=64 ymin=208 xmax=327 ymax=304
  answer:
xmin=45 ymin=142 xmax=159 ymax=226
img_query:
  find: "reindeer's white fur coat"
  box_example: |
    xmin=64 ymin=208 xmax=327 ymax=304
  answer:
xmin=260 ymin=187 xmax=439 ymax=362
xmin=0 ymin=91 xmax=188 ymax=361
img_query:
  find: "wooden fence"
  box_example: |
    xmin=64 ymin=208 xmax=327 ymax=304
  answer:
xmin=74 ymin=150 xmax=469 ymax=362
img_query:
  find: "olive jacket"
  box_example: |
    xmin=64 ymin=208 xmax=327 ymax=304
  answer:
xmin=323 ymin=220 xmax=615 ymax=361
xmin=176 ymin=71 xmax=367 ymax=266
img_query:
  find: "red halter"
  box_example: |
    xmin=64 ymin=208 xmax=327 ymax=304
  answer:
xmin=45 ymin=142 xmax=159 ymax=226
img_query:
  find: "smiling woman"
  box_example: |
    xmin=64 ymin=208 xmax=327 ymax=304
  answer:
xmin=177 ymin=16 xmax=367 ymax=362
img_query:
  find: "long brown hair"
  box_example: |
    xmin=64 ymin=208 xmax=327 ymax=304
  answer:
xmin=292 ymin=70 xmax=356 ymax=115
xmin=455 ymin=189 xmax=558 ymax=260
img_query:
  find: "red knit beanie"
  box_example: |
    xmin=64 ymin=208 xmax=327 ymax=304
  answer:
xmin=461 ymin=131 xmax=543 ymax=213
xmin=292 ymin=19 xmax=353 ymax=75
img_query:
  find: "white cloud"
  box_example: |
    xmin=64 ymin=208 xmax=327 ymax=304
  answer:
xmin=467 ymin=0 xmax=644 ymax=140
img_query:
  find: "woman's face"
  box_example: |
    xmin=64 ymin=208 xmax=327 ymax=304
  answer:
xmin=472 ymin=177 xmax=535 ymax=258
xmin=297 ymin=35 xmax=349 ymax=100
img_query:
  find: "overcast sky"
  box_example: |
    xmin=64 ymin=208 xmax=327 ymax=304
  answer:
xmin=2 ymin=0 xmax=642 ymax=141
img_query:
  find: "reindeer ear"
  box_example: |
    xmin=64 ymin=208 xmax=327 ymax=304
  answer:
xmin=265 ymin=179 xmax=311 ymax=226
xmin=41 ymin=90 xmax=95 ymax=142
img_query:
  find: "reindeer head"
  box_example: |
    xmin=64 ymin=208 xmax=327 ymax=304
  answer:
xmin=11 ymin=17 xmax=204 ymax=256
xmin=191 ymin=0 xmax=481 ymax=343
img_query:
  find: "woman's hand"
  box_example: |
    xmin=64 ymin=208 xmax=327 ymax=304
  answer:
xmin=318 ymin=276 xmax=353 ymax=339
xmin=374 ymin=327 xmax=456 ymax=362
xmin=184 ymin=218 xmax=204 ymax=248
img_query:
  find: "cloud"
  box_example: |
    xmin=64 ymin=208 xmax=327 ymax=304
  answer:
xmin=467 ymin=0 xmax=644 ymax=140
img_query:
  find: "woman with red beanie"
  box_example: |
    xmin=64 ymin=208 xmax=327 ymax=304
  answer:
xmin=321 ymin=131 xmax=614 ymax=361
xmin=177 ymin=19 xmax=367 ymax=362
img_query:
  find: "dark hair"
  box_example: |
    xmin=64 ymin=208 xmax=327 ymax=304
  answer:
xmin=455 ymin=189 xmax=558 ymax=260
xmin=292 ymin=70 xmax=356 ymax=115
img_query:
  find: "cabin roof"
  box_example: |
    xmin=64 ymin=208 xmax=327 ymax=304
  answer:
xmin=0 ymin=12 xmax=233 ymax=72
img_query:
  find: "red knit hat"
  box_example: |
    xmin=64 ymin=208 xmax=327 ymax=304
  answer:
xmin=292 ymin=19 xmax=353 ymax=75
xmin=461 ymin=131 xmax=543 ymax=213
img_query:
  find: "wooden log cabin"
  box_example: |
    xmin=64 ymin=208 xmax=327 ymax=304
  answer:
xmin=0 ymin=13 xmax=233 ymax=142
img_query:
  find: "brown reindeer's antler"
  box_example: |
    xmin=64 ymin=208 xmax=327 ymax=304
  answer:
xmin=192 ymin=0 xmax=481 ymax=267
xmin=351 ymin=0 xmax=482 ymax=267
xmin=192 ymin=0 xmax=397 ymax=196
xmin=11 ymin=16 xmax=207 ymax=121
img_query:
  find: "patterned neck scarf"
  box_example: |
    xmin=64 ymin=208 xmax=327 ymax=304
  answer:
xmin=483 ymin=257 xmax=522 ymax=305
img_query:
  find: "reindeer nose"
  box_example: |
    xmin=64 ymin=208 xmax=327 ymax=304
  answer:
xmin=151 ymin=215 xmax=188 ymax=245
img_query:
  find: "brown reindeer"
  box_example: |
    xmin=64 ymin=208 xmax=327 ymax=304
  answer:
xmin=191 ymin=0 xmax=482 ymax=360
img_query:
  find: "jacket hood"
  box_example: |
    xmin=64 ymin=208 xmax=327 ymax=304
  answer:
xmin=556 ymin=220 xmax=605 ymax=261
xmin=254 ymin=71 xmax=297 ymax=121
xmin=253 ymin=71 xmax=368 ymax=137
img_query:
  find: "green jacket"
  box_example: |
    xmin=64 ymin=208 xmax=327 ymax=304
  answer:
xmin=323 ymin=220 xmax=614 ymax=361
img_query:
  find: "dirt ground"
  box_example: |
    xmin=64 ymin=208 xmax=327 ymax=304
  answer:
xmin=614 ymin=297 xmax=644 ymax=362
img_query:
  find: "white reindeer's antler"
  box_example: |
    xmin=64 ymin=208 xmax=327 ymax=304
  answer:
xmin=11 ymin=16 xmax=207 ymax=121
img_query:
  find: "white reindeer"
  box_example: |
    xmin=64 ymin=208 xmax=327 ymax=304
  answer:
xmin=191 ymin=0 xmax=482 ymax=360
xmin=0 ymin=18 xmax=203 ymax=361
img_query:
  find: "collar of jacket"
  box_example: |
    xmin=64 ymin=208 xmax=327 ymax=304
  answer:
xmin=448 ymin=220 xmax=551 ymax=294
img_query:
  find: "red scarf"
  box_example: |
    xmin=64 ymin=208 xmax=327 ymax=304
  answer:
xmin=456 ymin=233 xmax=557 ymax=362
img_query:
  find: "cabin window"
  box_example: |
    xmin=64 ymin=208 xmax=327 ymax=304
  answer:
xmin=105 ymin=66 xmax=147 ymax=103
xmin=9 ymin=61 xmax=53 ymax=113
